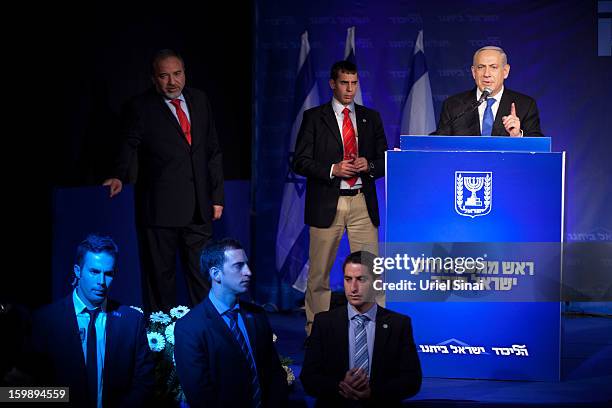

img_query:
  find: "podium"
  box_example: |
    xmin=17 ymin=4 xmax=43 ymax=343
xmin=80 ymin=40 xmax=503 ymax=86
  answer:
xmin=384 ymin=136 xmax=565 ymax=381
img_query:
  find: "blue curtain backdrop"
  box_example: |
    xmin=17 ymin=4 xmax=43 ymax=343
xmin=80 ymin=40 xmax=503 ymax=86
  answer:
xmin=254 ymin=0 xmax=612 ymax=308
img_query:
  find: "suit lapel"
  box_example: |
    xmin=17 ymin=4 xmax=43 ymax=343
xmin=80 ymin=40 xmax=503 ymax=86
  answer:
xmin=466 ymin=89 xmax=481 ymax=135
xmin=469 ymin=109 xmax=480 ymax=135
xmin=336 ymin=307 xmax=350 ymax=371
xmin=103 ymin=301 xmax=119 ymax=388
xmin=183 ymin=88 xmax=199 ymax=148
xmin=321 ymin=103 xmax=343 ymax=149
xmin=203 ymin=297 xmax=246 ymax=355
xmin=355 ymin=104 xmax=367 ymax=156
xmin=370 ymin=307 xmax=391 ymax=381
xmin=157 ymin=95 xmax=184 ymax=134
xmin=155 ymin=91 xmax=191 ymax=145
xmin=493 ymin=91 xmax=512 ymax=136
xmin=241 ymin=306 xmax=258 ymax=362
xmin=62 ymin=296 xmax=88 ymax=390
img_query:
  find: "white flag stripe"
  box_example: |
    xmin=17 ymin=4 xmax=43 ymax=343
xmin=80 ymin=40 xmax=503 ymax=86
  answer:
xmin=344 ymin=26 xmax=364 ymax=106
xmin=292 ymin=264 xmax=309 ymax=293
xmin=276 ymin=31 xmax=320 ymax=290
xmin=404 ymin=73 xmax=436 ymax=135
xmin=275 ymin=85 xmax=317 ymax=270
xmin=400 ymin=30 xmax=436 ymax=136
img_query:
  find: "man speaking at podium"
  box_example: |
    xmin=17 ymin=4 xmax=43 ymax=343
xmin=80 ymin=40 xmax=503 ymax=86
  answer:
xmin=433 ymin=46 xmax=543 ymax=137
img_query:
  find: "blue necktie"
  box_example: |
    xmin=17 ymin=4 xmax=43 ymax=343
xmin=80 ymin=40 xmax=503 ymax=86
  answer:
xmin=225 ymin=309 xmax=262 ymax=408
xmin=481 ymin=97 xmax=496 ymax=136
xmin=353 ymin=314 xmax=369 ymax=374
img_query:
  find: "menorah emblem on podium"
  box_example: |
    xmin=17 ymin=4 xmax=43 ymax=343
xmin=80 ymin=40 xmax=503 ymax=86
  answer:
xmin=455 ymin=171 xmax=492 ymax=218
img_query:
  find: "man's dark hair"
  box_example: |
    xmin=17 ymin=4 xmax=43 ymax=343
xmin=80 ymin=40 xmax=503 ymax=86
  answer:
xmin=330 ymin=60 xmax=358 ymax=80
xmin=151 ymin=48 xmax=185 ymax=74
xmin=342 ymin=250 xmax=376 ymax=277
xmin=75 ymin=234 xmax=119 ymax=271
xmin=200 ymin=238 xmax=244 ymax=282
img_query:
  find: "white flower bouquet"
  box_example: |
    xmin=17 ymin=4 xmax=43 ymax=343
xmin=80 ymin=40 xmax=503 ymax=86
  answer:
xmin=142 ymin=306 xmax=295 ymax=405
xmin=144 ymin=306 xmax=191 ymax=406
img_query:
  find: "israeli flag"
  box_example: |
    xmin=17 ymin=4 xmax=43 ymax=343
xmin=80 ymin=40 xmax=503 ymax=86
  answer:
xmin=276 ymin=31 xmax=320 ymax=292
xmin=400 ymin=30 xmax=436 ymax=136
xmin=344 ymin=26 xmax=364 ymax=106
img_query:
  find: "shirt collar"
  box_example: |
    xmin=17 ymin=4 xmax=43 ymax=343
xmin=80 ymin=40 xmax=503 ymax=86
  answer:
xmin=332 ymin=97 xmax=356 ymax=117
xmin=208 ymin=290 xmax=240 ymax=316
xmin=164 ymin=93 xmax=186 ymax=103
xmin=477 ymin=86 xmax=504 ymax=103
xmin=73 ymin=288 xmax=106 ymax=314
xmin=347 ymin=302 xmax=377 ymax=322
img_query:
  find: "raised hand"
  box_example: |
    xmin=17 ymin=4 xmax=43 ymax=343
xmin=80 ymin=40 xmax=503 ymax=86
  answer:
xmin=502 ymin=102 xmax=522 ymax=137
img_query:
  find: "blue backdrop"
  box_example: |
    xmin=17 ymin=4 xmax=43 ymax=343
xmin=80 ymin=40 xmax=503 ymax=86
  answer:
xmin=254 ymin=0 xmax=612 ymax=307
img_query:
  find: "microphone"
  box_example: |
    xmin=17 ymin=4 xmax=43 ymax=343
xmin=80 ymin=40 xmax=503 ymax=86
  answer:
xmin=475 ymin=87 xmax=493 ymax=107
xmin=444 ymin=87 xmax=493 ymax=129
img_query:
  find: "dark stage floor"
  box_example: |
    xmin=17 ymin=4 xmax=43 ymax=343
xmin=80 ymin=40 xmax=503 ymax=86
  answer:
xmin=268 ymin=310 xmax=612 ymax=407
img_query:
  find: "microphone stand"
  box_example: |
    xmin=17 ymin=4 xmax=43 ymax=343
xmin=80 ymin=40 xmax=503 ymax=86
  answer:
xmin=446 ymin=89 xmax=491 ymax=128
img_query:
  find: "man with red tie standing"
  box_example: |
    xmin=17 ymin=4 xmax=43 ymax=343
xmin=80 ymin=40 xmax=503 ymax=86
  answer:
xmin=293 ymin=60 xmax=388 ymax=335
xmin=103 ymin=49 xmax=224 ymax=314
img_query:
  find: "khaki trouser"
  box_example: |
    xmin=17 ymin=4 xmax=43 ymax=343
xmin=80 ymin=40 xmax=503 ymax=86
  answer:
xmin=305 ymin=192 xmax=381 ymax=335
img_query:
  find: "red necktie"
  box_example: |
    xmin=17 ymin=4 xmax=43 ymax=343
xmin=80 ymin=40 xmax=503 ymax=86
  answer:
xmin=170 ymin=99 xmax=192 ymax=145
xmin=342 ymin=107 xmax=358 ymax=187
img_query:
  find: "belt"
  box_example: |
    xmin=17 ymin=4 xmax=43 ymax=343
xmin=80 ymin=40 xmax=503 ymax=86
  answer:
xmin=339 ymin=189 xmax=362 ymax=196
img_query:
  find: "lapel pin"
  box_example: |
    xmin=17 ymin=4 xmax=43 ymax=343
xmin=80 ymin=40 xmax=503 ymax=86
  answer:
xmin=383 ymin=323 xmax=388 ymax=329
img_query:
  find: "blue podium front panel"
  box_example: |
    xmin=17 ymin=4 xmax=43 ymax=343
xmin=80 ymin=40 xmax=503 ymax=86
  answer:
xmin=384 ymin=150 xmax=565 ymax=381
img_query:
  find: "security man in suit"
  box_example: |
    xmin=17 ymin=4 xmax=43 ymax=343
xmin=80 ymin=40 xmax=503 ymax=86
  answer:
xmin=174 ymin=238 xmax=288 ymax=408
xmin=301 ymin=251 xmax=422 ymax=407
xmin=27 ymin=234 xmax=154 ymax=407
xmin=293 ymin=60 xmax=388 ymax=335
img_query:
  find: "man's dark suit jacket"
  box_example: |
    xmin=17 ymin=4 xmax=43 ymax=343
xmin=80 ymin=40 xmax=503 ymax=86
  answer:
xmin=293 ymin=102 xmax=388 ymax=228
xmin=300 ymin=305 xmax=422 ymax=408
xmin=433 ymin=87 xmax=543 ymax=137
xmin=113 ymin=87 xmax=224 ymax=227
xmin=27 ymin=296 xmax=154 ymax=408
xmin=174 ymin=297 xmax=288 ymax=408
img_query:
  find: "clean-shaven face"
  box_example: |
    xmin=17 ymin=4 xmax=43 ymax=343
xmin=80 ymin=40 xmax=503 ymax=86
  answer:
xmin=219 ymin=249 xmax=252 ymax=296
xmin=75 ymin=251 xmax=115 ymax=307
xmin=471 ymin=49 xmax=509 ymax=97
xmin=330 ymin=71 xmax=359 ymax=106
xmin=344 ymin=263 xmax=375 ymax=311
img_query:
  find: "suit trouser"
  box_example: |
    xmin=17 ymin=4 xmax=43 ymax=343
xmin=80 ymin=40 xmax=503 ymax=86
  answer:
xmin=138 ymin=219 xmax=212 ymax=314
xmin=305 ymin=192 xmax=379 ymax=335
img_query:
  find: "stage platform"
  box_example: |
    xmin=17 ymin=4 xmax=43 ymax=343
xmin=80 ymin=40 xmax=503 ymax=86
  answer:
xmin=268 ymin=310 xmax=612 ymax=407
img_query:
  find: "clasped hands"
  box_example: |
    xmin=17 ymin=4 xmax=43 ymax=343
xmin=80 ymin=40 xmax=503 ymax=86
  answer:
xmin=332 ymin=154 xmax=368 ymax=178
xmin=338 ymin=367 xmax=371 ymax=400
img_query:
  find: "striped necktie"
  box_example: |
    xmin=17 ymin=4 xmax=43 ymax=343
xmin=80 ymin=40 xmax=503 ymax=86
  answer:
xmin=342 ymin=107 xmax=358 ymax=186
xmin=353 ymin=314 xmax=369 ymax=374
xmin=225 ymin=309 xmax=262 ymax=408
